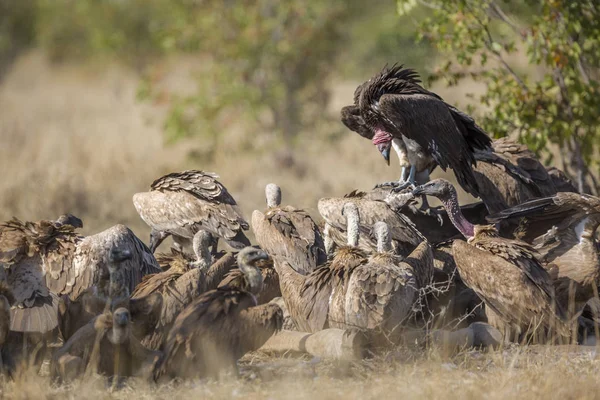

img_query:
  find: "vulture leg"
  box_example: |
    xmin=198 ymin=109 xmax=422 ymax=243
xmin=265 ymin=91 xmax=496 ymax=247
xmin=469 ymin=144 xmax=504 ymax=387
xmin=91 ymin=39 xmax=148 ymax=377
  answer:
xmin=391 ymin=165 xmax=417 ymax=193
xmin=373 ymin=166 xmax=412 ymax=190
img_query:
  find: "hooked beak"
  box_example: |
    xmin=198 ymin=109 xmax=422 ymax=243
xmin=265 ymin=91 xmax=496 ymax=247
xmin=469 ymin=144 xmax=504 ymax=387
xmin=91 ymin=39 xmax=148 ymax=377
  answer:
xmin=251 ymin=250 xmax=269 ymax=263
xmin=376 ymin=143 xmax=391 ymax=166
xmin=114 ymin=310 xmax=130 ymax=327
xmin=411 ymin=185 xmax=425 ymax=197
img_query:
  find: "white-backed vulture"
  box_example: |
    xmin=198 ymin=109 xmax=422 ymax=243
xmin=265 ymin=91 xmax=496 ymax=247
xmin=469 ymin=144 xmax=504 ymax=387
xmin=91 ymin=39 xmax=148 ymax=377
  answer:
xmin=274 ymin=202 xmax=369 ymax=333
xmin=131 ymin=231 xmax=237 ymax=350
xmin=70 ymin=224 xmax=161 ymax=300
xmin=350 ymin=64 xmax=491 ymax=195
xmin=318 ymin=190 xmax=424 ymax=257
xmin=153 ymin=247 xmax=283 ymax=381
xmin=52 ymin=308 xmax=160 ymax=382
xmin=252 ymin=183 xmax=326 ymax=275
xmin=488 ymin=192 xmax=600 ymax=312
xmin=413 ymin=179 xmax=570 ymax=343
xmin=345 ymin=221 xmax=433 ymax=341
xmin=58 ymin=247 xmax=163 ymax=342
xmin=132 ymin=170 xmax=250 ymax=253
xmin=0 ymin=216 xmax=83 ymax=334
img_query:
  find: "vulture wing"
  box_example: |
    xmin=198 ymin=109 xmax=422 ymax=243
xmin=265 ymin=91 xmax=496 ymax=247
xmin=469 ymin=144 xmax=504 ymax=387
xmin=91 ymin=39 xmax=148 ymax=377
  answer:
xmin=133 ymin=191 xmax=250 ymax=249
xmin=252 ymin=207 xmax=326 ymax=275
xmin=377 ymin=92 xmax=482 ymax=196
xmin=453 ymin=240 xmax=567 ymax=336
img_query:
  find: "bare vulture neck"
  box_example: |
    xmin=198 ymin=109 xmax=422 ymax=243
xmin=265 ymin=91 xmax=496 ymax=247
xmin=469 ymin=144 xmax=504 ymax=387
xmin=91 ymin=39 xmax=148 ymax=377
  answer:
xmin=193 ymin=232 xmax=213 ymax=270
xmin=239 ymin=262 xmax=264 ymax=295
xmin=375 ymin=223 xmax=392 ymax=253
xmin=265 ymin=184 xmax=282 ymax=208
xmin=345 ymin=204 xmax=360 ymax=247
xmin=440 ymin=191 xmax=475 ymax=239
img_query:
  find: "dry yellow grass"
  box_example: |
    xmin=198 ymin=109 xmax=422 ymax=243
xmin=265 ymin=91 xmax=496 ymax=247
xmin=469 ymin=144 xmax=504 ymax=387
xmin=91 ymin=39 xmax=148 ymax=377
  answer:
xmin=3 ymin=346 xmax=600 ymax=399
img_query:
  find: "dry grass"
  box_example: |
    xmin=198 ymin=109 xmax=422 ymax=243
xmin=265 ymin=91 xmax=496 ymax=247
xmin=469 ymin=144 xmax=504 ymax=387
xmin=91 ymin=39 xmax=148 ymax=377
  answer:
xmin=3 ymin=346 xmax=600 ymax=399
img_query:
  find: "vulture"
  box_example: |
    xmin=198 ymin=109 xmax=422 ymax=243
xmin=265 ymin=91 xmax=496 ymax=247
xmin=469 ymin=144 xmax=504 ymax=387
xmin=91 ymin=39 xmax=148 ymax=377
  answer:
xmin=132 ymin=170 xmax=250 ymax=253
xmin=66 ymin=224 xmax=161 ymax=299
xmin=348 ymin=64 xmax=491 ymax=195
xmin=218 ymin=256 xmax=280 ymax=305
xmin=488 ymin=192 xmax=600 ymax=313
xmin=420 ymin=239 xmax=486 ymax=329
xmin=345 ymin=221 xmax=433 ymax=341
xmin=274 ymin=202 xmax=369 ymax=333
xmin=412 ymin=179 xmax=571 ymax=343
xmin=131 ymin=230 xmax=237 ymax=350
xmin=252 ymin=183 xmax=326 ymax=275
xmin=318 ymin=190 xmax=424 ymax=257
xmin=52 ymin=307 xmax=160 ymax=382
xmin=0 ymin=215 xmax=83 ymax=334
xmin=472 ymin=137 xmax=562 ymax=213
xmin=153 ymin=247 xmax=283 ymax=381
xmin=58 ymin=247 xmax=163 ymax=342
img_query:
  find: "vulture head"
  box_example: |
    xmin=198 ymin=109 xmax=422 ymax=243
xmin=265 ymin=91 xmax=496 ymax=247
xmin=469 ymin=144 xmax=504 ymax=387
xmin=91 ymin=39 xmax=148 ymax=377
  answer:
xmin=149 ymin=229 xmax=169 ymax=253
xmin=411 ymin=178 xmax=456 ymax=201
xmin=108 ymin=308 xmax=131 ymax=345
xmin=236 ymin=247 xmax=269 ymax=295
xmin=108 ymin=247 xmax=133 ymax=267
xmin=55 ymin=214 xmax=84 ymax=229
xmin=265 ymin=184 xmax=282 ymax=209
xmin=413 ymin=179 xmax=476 ymax=239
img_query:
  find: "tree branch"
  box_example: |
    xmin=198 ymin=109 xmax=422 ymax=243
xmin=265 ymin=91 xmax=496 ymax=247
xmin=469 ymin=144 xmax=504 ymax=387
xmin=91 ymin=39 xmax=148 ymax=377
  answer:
xmin=465 ymin=3 xmax=528 ymax=91
xmin=488 ymin=1 xmax=522 ymax=37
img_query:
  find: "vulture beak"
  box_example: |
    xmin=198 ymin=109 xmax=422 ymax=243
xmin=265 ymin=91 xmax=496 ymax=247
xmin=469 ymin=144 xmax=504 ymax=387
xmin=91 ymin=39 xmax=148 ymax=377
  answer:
xmin=411 ymin=186 xmax=425 ymax=197
xmin=376 ymin=142 xmax=391 ymax=166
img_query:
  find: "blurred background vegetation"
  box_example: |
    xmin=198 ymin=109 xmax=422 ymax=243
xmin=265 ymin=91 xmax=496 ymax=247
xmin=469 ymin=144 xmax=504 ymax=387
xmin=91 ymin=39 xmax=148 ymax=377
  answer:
xmin=0 ymin=0 xmax=598 ymax=243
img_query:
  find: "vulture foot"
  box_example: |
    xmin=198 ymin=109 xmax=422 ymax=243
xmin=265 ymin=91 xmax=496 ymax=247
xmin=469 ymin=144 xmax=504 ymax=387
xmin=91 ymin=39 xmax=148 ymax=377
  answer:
xmin=373 ymin=181 xmax=401 ymax=189
xmin=390 ymin=181 xmax=415 ymax=193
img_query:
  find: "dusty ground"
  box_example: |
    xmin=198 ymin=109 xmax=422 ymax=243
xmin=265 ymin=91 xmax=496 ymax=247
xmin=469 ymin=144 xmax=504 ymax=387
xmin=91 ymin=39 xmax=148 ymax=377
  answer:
xmin=3 ymin=346 xmax=600 ymax=399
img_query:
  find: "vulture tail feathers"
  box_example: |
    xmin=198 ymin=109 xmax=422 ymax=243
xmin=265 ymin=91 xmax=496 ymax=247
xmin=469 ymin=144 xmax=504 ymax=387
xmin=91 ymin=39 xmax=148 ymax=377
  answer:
xmin=486 ymin=197 xmax=557 ymax=223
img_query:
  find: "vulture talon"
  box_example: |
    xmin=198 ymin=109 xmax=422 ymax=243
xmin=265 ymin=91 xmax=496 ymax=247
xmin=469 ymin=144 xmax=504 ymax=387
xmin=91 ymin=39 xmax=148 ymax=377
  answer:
xmin=390 ymin=182 xmax=415 ymax=194
xmin=374 ymin=181 xmax=400 ymax=190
